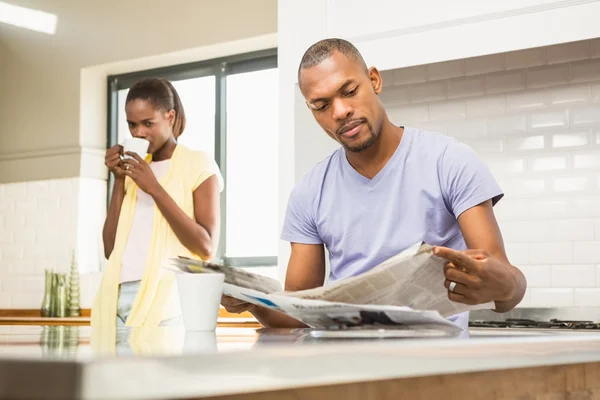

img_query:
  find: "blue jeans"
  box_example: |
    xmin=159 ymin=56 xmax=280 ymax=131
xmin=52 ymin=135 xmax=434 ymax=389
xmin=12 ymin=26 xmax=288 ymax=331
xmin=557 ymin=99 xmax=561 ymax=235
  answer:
xmin=116 ymin=280 xmax=182 ymax=327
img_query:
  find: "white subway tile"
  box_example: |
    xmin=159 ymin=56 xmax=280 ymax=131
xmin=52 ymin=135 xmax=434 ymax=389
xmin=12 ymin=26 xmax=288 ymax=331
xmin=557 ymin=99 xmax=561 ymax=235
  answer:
xmin=0 ymin=229 xmax=12 ymax=245
xmin=378 ymin=86 xmax=410 ymax=106
xmin=523 ymin=179 xmax=546 ymax=194
xmin=518 ymin=266 xmax=552 ymax=287
xmin=485 ymin=71 xmax=526 ymax=94
xmin=15 ymin=200 xmax=38 ymax=213
xmin=504 ymin=243 xmax=530 ymax=265
xmin=0 ymin=277 xmax=23 ymax=293
xmin=574 ymin=289 xmax=600 ymax=306
xmin=527 ymin=65 xmax=569 ymax=88
xmin=493 ymin=199 xmax=530 ymax=221
xmin=21 ymin=277 xmax=44 ymax=292
xmin=447 ymin=77 xmax=485 ymax=99
xmin=516 ymin=291 xmax=531 ymax=308
xmin=466 ymin=95 xmax=506 ymax=117
xmin=595 ymin=220 xmax=600 ymax=240
xmin=497 ymin=178 xmax=545 ymax=198
xmin=597 ymin=265 xmax=600 ymax=286
xmin=486 ymin=158 xmax=525 ymax=175
xmin=550 ymin=219 xmax=595 ymax=241
xmin=572 ymin=105 xmax=600 ymax=126
xmin=429 ymin=100 xmax=466 ymax=121
xmin=12 ymin=293 xmax=42 ymax=309
xmin=552 ymin=265 xmax=596 ymax=288
xmin=571 ymin=59 xmax=600 ymax=83
xmin=593 ymin=83 xmax=600 ymax=103
xmin=573 ymin=196 xmax=600 ymax=218
xmin=529 ymin=109 xmax=568 ymax=130
xmin=500 ymin=221 xmax=550 ymax=243
xmin=545 ymin=41 xmax=590 ymax=65
xmin=3 ymin=246 xmax=24 ymax=263
xmin=11 ymin=260 xmax=36 ymax=276
xmin=552 ymin=176 xmax=590 ymax=192
xmin=387 ymin=104 xmax=428 ymax=124
xmin=426 ymin=60 xmax=464 ymax=81
xmin=530 ymin=156 xmax=567 ymax=172
xmin=574 ymin=153 xmax=600 ymax=169
xmin=408 ymin=81 xmax=446 ymax=103
xmin=487 ymin=115 xmax=527 ymax=134
xmin=505 ymin=48 xmax=545 ymax=70
xmin=530 ymin=198 xmax=569 ymax=219
xmin=552 ymin=132 xmax=589 ymax=148
xmin=393 ymin=66 xmax=427 ymax=85
xmin=573 ymin=242 xmax=600 ymax=264
xmin=0 ymin=294 xmax=11 ymax=308
xmin=529 ymin=242 xmax=573 ymax=264
xmin=12 ymin=230 xmax=36 ymax=245
xmin=446 ymin=119 xmax=486 ymax=138
xmin=465 ymin=54 xmax=505 ymax=76
xmin=529 ymin=288 xmax=573 ymax=307
xmin=416 ymin=123 xmax=448 ymax=135
xmin=596 ymin=132 xmax=600 ymax=144
xmin=506 ymin=90 xmax=546 ymax=112
xmin=506 ymin=135 xmax=544 ymax=151
xmin=547 ymin=84 xmax=591 ymax=105
xmin=468 ymin=138 xmax=504 ymax=154
xmin=591 ymin=38 xmax=600 ymax=59
xmin=380 ymin=70 xmax=395 ymax=88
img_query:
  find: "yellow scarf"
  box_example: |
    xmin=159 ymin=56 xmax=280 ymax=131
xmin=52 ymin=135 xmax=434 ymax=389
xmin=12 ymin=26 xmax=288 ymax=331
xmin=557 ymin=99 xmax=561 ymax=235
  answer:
xmin=91 ymin=144 xmax=223 ymax=353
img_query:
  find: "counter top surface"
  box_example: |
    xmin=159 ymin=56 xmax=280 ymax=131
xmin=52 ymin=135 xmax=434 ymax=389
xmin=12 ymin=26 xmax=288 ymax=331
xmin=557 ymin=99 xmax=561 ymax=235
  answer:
xmin=2 ymin=324 xmax=600 ymax=399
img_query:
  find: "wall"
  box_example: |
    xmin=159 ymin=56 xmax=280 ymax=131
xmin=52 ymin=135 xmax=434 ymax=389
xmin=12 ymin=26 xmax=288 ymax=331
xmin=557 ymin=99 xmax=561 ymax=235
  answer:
xmin=0 ymin=0 xmax=278 ymax=308
xmin=378 ymin=38 xmax=600 ymax=308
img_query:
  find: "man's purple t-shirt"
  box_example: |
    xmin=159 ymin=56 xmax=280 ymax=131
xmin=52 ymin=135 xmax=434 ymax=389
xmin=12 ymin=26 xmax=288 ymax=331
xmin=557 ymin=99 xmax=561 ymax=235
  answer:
xmin=281 ymin=127 xmax=504 ymax=329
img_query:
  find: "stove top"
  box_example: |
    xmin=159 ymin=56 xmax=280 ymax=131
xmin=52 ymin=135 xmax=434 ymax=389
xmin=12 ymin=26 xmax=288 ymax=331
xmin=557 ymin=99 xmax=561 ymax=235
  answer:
xmin=470 ymin=318 xmax=600 ymax=330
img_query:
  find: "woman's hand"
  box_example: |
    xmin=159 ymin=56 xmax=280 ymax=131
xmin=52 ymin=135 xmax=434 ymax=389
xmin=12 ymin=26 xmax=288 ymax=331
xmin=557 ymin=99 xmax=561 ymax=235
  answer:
xmin=105 ymin=145 xmax=126 ymax=179
xmin=121 ymin=152 xmax=162 ymax=196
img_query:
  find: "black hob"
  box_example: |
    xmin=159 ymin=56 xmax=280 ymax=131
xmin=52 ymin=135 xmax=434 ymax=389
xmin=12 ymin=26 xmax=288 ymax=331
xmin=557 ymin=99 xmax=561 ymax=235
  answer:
xmin=470 ymin=318 xmax=600 ymax=330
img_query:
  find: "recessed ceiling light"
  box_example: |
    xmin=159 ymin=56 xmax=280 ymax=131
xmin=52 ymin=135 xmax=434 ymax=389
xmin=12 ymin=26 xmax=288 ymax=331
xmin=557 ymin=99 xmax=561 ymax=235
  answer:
xmin=0 ymin=1 xmax=57 ymax=34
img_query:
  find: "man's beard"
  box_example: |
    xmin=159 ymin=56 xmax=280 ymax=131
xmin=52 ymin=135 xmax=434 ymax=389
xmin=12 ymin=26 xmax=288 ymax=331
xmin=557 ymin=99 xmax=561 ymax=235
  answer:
xmin=342 ymin=120 xmax=378 ymax=153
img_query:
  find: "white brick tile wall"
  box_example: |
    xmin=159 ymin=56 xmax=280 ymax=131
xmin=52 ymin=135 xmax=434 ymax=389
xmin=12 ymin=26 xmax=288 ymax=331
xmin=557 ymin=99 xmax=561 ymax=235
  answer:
xmin=574 ymin=289 xmax=600 ymax=306
xmin=485 ymin=72 xmax=525 ymax=94
xmin=551 ymin=265 xmax=596 ymax=288
xmin=427 ymin=60 xmax=464 ymax=81
xmin=0 ymin=177 xmax=104 ymax=309
xmin=383 ymin=39 xmax=600 ymax=307
xmin=506 ymin=90 xmax=546 ymax=112
xmin=530 ymin=288 xmax=574 ymax=307
xmin=465 ymin=54 xmax=505 ymax=76
xmin=545 ymin=41 xmax=590 ymax=65
xmin=519 ymin=265 xmax=552 ymax=287
xmin=505 ymin=48 xmax=545 ymax=70
xmin=527 ymin=65 xmax=570 ymax=88
xmin=448 ymin=76 xmax=485 ymax=99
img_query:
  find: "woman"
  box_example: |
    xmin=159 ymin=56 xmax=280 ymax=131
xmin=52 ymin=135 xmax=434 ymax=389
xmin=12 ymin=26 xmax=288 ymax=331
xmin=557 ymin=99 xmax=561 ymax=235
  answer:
xmin=92 ymin=77 xmax=223 ymax=339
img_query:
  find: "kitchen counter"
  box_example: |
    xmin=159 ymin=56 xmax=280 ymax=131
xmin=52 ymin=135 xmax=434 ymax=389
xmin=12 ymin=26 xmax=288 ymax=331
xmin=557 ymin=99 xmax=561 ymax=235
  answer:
xmin=2 ymin=325 xmax=600 ymax=399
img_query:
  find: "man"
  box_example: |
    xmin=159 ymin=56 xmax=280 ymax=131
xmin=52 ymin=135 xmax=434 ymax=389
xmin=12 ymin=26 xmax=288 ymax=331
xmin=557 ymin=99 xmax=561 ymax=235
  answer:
xmin=222 ymin=38 xmax=526 ymax=330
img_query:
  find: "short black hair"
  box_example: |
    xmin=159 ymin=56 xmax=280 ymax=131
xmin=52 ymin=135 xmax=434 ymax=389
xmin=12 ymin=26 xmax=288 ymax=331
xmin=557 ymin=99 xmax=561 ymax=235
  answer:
xmin=297 ymin=38 xmax=368 ymax=86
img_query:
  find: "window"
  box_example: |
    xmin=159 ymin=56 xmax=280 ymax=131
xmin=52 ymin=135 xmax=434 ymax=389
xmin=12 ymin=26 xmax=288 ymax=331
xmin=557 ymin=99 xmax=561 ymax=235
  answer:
xmin=107 ymin=49 xmax=278 ymax=266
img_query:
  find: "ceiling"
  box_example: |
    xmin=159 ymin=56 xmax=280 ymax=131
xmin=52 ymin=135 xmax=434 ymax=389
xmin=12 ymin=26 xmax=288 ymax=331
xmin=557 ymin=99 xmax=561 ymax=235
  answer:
xmin=0 ymin=0 xmax=278 ymax=67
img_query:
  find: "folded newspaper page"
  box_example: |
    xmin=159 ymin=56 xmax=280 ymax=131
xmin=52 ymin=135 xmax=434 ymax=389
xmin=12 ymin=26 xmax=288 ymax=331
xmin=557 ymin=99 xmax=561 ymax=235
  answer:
xmin=168 ymin=242 xmax=493 ymax=330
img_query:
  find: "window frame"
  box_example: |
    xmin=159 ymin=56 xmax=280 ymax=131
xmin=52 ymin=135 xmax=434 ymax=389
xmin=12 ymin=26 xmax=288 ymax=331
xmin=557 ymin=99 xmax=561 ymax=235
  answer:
xmin=106 ymin=48 xmax=278 ymax=267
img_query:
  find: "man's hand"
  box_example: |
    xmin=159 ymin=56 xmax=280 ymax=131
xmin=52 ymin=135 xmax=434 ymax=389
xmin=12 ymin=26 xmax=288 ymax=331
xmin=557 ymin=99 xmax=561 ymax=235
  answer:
xmin=221 ymin=295 xmax=254 ymax=314
xmin=121 ymin=152 xmax=162 ymax=196
xmin=433 ymin=246 xmax=518 ymax=307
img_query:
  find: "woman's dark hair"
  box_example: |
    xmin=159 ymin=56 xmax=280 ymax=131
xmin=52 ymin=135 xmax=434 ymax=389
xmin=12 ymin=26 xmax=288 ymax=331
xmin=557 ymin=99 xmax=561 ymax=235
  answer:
xmin=126 ymin=77 xmax=186 ymax=138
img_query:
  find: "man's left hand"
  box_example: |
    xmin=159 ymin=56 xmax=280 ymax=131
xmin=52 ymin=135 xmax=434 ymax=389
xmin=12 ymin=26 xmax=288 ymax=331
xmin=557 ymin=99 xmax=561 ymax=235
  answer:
xmin=121 ymin=152 xmax=162 ymax=196
xmin=433 ymin=246 xmax=517 ymax=306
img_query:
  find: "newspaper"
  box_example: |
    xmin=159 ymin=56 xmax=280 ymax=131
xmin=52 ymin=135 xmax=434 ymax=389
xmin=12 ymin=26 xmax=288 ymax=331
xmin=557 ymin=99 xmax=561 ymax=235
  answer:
xmin=167 ymin=242 xmax=493 ymax=330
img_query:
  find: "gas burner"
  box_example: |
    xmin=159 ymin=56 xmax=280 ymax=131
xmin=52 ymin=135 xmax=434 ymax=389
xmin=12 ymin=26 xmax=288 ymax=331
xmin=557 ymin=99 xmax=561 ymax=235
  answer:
xmin=470 ymin=318 xmax=600 ymax=330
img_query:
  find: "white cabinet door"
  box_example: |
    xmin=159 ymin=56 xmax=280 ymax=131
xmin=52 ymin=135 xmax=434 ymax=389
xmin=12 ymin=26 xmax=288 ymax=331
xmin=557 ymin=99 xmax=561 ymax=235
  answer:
xmin=323 ymin=0 xmax=600 ymax=70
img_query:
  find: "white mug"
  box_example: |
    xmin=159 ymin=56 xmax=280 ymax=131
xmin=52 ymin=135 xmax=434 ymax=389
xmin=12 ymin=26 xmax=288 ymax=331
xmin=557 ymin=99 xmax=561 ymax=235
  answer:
xmin=122 ymin=137 xmax=150 ymax=160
